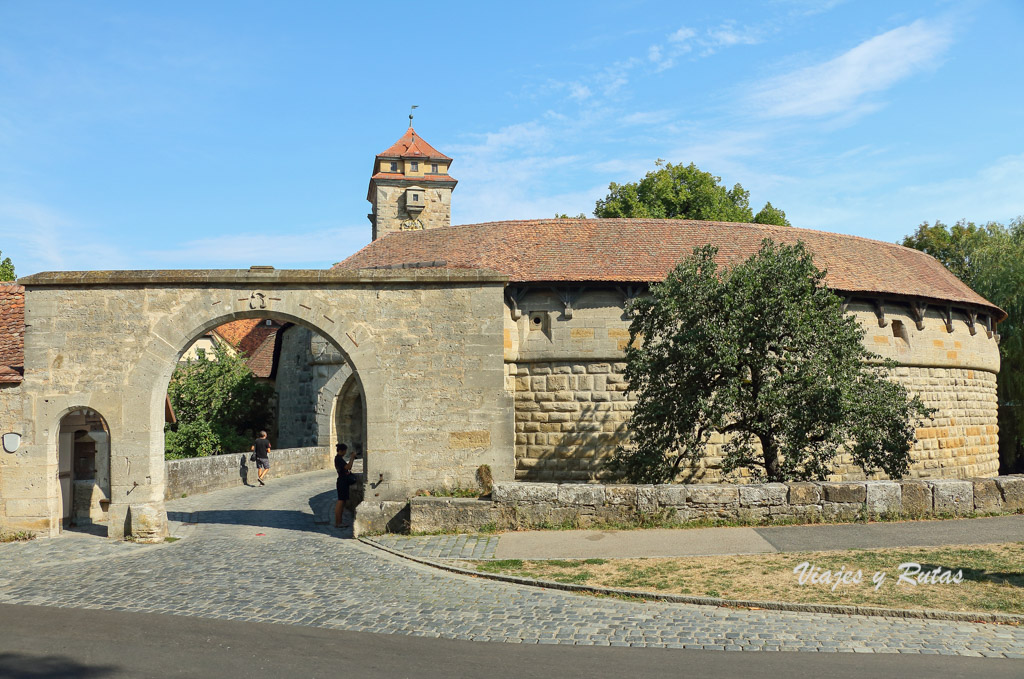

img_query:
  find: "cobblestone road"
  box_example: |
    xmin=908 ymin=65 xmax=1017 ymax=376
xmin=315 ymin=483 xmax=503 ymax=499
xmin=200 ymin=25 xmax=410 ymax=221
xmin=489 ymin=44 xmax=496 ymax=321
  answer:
xmin=1 ymin=470 xmax=1023 ymax=658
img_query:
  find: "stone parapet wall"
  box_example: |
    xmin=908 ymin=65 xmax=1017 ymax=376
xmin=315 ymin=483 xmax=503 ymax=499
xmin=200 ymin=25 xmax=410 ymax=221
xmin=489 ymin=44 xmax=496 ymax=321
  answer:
xmin=408 ymin=476 xmax=1024 ymax=533
xmin=512 ymin=361 xmax=1000 ymax=483
xmin=164 ymin=446 xmax=330 ymax=500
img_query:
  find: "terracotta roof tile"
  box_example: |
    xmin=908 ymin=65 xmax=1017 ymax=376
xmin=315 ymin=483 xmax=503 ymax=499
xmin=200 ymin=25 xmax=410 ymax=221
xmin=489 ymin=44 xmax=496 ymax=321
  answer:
xmin=213 ymin=319 xmax=281 ymax=378
xmin=376 ymin=127 xmax=451 ymax=160
xmin=335 ymin=219 xmax=1004 ymax=320
xmin=0 ymin=284 xmax=24 ymax=383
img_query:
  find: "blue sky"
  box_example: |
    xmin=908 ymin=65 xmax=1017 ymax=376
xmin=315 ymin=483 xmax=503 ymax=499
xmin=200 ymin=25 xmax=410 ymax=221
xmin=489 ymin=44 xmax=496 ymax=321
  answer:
xmin=1 ymin=0 xmax=1022 ymax=276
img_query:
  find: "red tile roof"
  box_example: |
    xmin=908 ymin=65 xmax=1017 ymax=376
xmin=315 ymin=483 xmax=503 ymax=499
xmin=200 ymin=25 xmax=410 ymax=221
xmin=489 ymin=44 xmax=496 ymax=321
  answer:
xmin=376 ymin=127 xmax=451 ymax=160
xmin=0 ymin=284 xmax=24 ymax=383
xmin=335 ymin=219 xmax=1003 ymax=319
xmin=213 ymin=319 xmax=281 ymax=378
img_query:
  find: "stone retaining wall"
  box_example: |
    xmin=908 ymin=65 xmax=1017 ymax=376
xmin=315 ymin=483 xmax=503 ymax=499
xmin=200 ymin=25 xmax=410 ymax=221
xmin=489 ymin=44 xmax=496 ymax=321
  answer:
xmin=164 ymin=446 xmax=330 ymax=500
xmin=408 ymin=476 xmax=1024 ymax=533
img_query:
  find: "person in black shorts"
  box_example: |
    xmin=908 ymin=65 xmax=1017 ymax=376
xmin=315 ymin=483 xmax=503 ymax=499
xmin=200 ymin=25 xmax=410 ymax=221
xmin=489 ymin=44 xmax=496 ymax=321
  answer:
xmin=251 ymin=430 xmax=271 ymax=486
xmin=334 ymin=443 xmax=355 ymax=527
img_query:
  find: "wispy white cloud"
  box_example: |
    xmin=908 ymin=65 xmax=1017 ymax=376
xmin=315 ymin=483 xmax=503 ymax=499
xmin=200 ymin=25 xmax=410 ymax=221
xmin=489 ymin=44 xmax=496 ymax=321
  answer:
xmin=748 ymin=18 xmax=954 ymax=118
xmin=896 ymin=153 xmax=1024 ymax=224
xmin=621 ymin=110 xmax=676 ymax=126
xmin=145 ymin=224 xmax=369 ymax=269
xmin=568 ymin=82 xmax=592 ymax=101
xmin=648 ymin=21 xmax=761 ymax=70
xmin=0 ymin=200 xmax=114 ymax=274
xmin=702 ymin=22 xmax=761 ymax=55
xmin=0 ymin=198 xmax=370 ymax=274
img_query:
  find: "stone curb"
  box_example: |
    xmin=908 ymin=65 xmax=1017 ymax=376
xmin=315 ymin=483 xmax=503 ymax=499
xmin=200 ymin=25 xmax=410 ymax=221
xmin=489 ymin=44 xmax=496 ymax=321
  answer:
xmin=359 ymin=536 xmax=1024 ymax=626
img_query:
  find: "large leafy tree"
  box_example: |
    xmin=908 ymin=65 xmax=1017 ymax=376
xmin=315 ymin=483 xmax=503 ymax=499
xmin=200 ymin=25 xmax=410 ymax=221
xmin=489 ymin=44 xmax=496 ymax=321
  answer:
xmin=0 ymin=251 xmax=14 ymax=281
xmin=902 ymin=218 xmax=1024 ymax=473
xmin=594 ymin=160 xmax=791 ymax=226
xmin=165 ymin=342 xmax=275 ymax=458
xmin=609 ymin=239 xmax=931 ymax=483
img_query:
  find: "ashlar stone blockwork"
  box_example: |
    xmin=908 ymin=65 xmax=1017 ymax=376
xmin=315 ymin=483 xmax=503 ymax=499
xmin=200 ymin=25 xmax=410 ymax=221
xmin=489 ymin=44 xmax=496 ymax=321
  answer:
xmin=505 ymin=288 xmax=1002 ymax=484
xmin=0 ymin=269 xmax=513 ymax=539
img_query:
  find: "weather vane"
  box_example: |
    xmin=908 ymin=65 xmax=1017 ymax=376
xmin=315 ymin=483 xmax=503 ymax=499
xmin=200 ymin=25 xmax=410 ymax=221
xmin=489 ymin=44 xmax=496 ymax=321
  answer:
xmin=409 ymin=105 xmax=418 ymax=127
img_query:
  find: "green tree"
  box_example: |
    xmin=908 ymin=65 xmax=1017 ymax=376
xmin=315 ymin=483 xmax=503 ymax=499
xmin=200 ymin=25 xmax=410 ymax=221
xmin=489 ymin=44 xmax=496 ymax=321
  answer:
xmin=901 ymin=219 xmax=988 ymax=285
xmin=752 ymin=201 xmax=790 ymax=227
xmin=0 ymin=251 xmax=14 ymax=282
xmin=609 ymin=239 xmax=931 ymax=483
xmin=164 ymin=342 xmax=275 ymax=459
xmin=903 ymin=218 xmax=1024 ymax=473
xmin=593 ymin=160 xmax=791 ymax=226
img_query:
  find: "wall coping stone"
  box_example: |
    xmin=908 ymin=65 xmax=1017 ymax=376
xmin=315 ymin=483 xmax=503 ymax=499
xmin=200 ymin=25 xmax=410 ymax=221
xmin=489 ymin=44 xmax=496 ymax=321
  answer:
xmin=411 ymin=477 xmax=1023 ymax=533
xmin=20 ymin=268 xmax=507 ymax=287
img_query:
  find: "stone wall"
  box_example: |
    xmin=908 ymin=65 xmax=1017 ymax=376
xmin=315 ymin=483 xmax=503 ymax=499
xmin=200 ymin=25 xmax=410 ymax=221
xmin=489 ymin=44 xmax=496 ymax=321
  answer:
xmin=0 ymin=382 xmax=35 ymax=532
xmin=164 ymin=446 xmax=330 ymax=500
xmin=504 ymin=288 xmax=1002 ymax=484
xmin=275 ymin=326 xmax=353 ymax=449
xmin=3 ymin=268 xmax=513 ymax=539
xmin=512 ymin=360 xmax=634 ymax=482
xmin=408 ymin=475 xmax=1024 ymax=533
xmin=372 ymin=185 xmax=452 ymax=240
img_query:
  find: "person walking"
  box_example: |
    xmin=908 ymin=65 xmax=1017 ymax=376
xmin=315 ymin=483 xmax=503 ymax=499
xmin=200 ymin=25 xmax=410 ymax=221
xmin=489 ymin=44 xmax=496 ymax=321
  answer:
xmin=251 ymin=430 xmax=271 ymax=486
xmin=334 ymin=443 xmax=355 ymax=527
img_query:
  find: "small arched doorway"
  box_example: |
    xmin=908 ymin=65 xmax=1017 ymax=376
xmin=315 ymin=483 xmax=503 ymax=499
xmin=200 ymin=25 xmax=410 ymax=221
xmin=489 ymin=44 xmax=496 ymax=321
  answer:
xmin=56 ymin=408 xmax=111 ymax=534
xmin=334 ymin=373 xmax=365 ymax=460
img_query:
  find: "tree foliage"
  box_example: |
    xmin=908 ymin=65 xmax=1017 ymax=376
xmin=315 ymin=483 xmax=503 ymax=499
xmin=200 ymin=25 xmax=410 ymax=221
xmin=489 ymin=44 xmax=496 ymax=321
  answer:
xmin=609 ymin=239 xmax=931 ymax=483
xmin=0 ymin=251 xmax=14 ymax=282
xmin=164 ymin=342 xmax=275 ymax=459
xmin=903 ymin=218 xmax=1024 ymax=473
xmin=593 ymin=160 xmax=791 ymax=226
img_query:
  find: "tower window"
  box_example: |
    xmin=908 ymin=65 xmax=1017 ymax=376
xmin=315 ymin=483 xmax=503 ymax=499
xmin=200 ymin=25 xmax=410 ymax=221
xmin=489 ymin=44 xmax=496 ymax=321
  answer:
xmin=412 ymin=194 xmax=419 ymax=202
xmin=390 ymin=161 xmax=397 ymax=172
xmin=431 ymin=163 xmax=438 ymax=173
xmin=411 ymin=161 xmax=419 ymax=172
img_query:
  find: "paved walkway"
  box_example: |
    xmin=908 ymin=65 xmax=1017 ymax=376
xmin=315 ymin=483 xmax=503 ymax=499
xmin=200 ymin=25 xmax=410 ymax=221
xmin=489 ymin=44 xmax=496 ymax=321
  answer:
xmin=370 ymin=514 xmax=1024 ymax=560
xmin=1 ymin=470 xmax=1023 ymax=658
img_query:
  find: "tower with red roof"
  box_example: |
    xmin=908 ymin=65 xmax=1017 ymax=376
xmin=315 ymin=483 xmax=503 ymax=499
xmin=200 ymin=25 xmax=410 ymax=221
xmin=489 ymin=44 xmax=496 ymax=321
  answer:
xmin=367 ymin=127 xmax=457 ymax=240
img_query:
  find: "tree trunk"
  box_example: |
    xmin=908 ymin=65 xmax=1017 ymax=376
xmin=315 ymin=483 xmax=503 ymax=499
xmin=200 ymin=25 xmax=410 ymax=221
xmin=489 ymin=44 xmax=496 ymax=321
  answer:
xmin=763 ymin=438 xmax=782 ymax=482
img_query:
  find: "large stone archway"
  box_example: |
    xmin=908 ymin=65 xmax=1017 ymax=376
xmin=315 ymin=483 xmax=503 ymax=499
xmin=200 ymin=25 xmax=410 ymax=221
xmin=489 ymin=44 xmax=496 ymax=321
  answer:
xmin=11 ymin=268 xmax=513 ymax=539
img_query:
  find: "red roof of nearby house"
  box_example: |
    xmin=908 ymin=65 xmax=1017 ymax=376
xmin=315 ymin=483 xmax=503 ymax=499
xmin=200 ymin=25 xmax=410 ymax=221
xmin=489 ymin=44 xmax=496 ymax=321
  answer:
xmin=334 ymin=218 xmax=1004 ymax=320
xmin=376 ymin=127 xmax=451 ymax=160
xmin=213 ymin=319 xmax=281 ymax=378
xmin=0 ymin=284 xmax=25 ymax=383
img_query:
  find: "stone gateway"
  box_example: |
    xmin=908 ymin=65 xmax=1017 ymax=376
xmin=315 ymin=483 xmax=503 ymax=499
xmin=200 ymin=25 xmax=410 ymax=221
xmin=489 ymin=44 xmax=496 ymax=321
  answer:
xmin=0 ymin=127 xmax=1005 ymax=539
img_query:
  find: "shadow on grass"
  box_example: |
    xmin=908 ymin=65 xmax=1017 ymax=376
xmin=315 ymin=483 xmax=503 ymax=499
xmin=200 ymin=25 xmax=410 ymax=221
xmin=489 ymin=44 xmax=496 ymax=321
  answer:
xmin=913 ymin=562 xmax=1024 ymax=588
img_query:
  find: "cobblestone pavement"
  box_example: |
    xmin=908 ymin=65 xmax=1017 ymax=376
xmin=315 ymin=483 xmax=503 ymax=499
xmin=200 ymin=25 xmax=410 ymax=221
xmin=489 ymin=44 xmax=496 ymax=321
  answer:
xmin=1 ymin=470 xmax=1023 ymax=658
xmin=369 ymin=534 xmax=499 ymax=559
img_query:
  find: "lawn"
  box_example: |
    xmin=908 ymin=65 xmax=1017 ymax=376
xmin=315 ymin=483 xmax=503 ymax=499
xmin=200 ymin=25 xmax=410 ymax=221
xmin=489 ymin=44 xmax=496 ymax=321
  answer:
xmin=467 ymin=542 xmax=1024 ymax=616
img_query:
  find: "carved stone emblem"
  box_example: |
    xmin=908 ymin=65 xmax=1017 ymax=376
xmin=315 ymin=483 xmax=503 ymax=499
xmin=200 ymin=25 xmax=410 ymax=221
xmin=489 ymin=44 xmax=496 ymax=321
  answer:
xmin=249 ymin=291 xmax=267 ymax=309
xmin=399 ymin=218 xmax=424 ymax=231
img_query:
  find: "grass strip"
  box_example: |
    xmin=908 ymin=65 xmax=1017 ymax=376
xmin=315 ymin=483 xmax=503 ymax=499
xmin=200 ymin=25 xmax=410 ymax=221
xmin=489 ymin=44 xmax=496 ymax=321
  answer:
xmin=466 ymin=542 xmax=1024 ymax=616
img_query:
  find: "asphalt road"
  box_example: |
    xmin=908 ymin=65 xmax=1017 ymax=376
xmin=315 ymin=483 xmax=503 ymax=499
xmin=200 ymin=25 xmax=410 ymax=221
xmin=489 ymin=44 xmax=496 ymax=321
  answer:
xmin=0 ymin=604 xmax=1019 ymax=679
